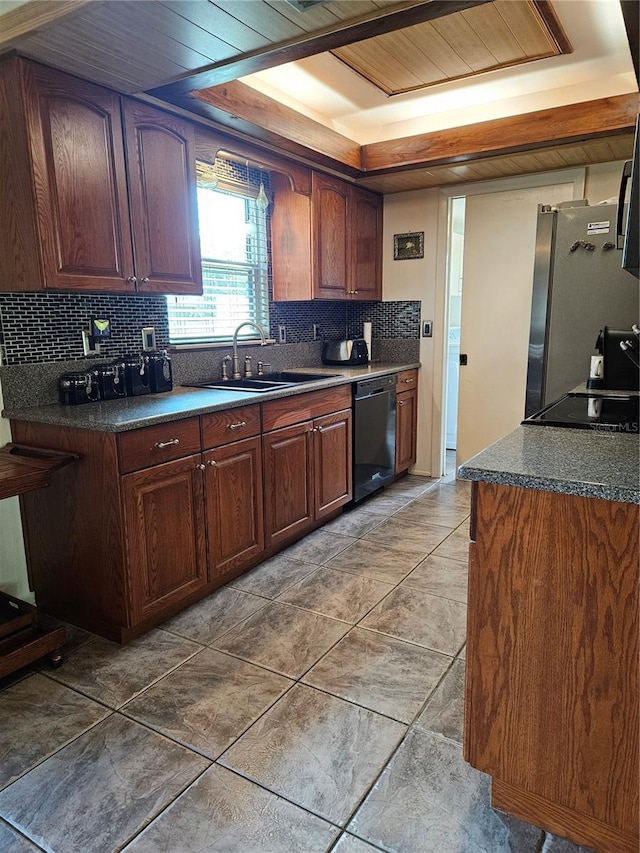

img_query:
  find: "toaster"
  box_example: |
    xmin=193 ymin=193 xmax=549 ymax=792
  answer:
xmin=321 ymin=338 xmax=369 ymax=365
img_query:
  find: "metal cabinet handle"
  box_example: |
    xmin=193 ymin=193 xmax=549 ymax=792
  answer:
xmin=398 ymin=400 xmax=406 ymax=407
xmin=154 ymin=438 xmax=180 ymax=449
xmin=127 ymin=276 xmax=137 ymax=284
xmin=207 ymin=459 xmax=217 ymax=466
xmin=196 ymin=463 xmax=206 ymax=471
xmin=401 ymin=378 xmax=414 ymax=384
xmin=140 ymin=276 xmax=149 ymax=284
xmin=227 ymin=421 xmax=247 ymax=430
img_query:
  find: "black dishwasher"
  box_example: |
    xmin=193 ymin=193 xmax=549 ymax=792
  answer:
xmin=353 ymin=375 xmax=396 ymax=503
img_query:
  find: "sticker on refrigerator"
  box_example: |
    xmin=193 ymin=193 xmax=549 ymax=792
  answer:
xmin=586 ymin=221 xmax=610 ymax=235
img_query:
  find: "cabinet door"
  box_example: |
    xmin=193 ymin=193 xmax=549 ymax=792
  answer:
xmin=262 ymin=421 xmax=314 ymax=548
xmin=123 ymin=100 xmax=202 ymax=295
xmin=351 ymin=186 xmax=382 ymax=300
xmin=466 ymin=484 xmax=639 ymax=849
xmin=25 ymin=62 xmax=135 ymax=292
xmin=313 ymin=408 xmax=352 ymax=519
xmin=312 ymin=172 xmax=350 ymax=299
xmin=395 ymin=388 xmax=417 ymax=473
xmin=122 ymin=454 xmax=207 ymax=624
xmin=204 ymin=437 xmax=264 ymax=579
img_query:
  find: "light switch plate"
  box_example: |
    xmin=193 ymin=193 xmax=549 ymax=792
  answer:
xmin=82 ymin=330 xmax=100 ymax=356
xmin=422 ymin=321 xmax=433 ymax=337
xmin=141 ymin=327 xmax=156 ymax=351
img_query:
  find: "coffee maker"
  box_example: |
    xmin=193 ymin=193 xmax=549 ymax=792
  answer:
xmin=592 ymin=327 xmax=640 ymax=391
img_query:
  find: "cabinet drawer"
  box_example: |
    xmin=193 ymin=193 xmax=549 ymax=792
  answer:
xmin=201 ymin=405 xmax=260 ymax=449
xmin=396 ymin=369 xmax=418 ymax=388
xmin=118 ymin=418 xmax=201 ymax=473
xmin=262 ymin=385 xmax=351 ymax=432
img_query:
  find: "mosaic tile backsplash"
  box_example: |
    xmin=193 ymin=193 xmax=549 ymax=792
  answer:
xmin=0 ymin=293 xmax=420 ymax=367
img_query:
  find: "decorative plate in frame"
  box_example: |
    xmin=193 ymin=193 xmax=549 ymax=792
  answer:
xmin=394 ymin=232 xmax=424 ymax=260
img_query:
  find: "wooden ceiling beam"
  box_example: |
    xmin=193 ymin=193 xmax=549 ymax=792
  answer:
xmin=361 ymin=94 xmax=640 ymax=173
xmin=192 ymin=80 xmax=361 ymax=170
xmin=147 ymin=0 xmax=492 ymax=99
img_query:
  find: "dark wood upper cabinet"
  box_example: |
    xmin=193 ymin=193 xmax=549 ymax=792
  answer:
xmin=123 ymin=100 xmax=202 ymax=294
xmin=0 ymin=57 xmax=202 ymax=294
xmin=351 ymin=186 xmax=383 ymax=300
xmin=313 ymin=172 xmax=351 ymax=299
xmin=271 ymin=168 xmax=382 ymax=301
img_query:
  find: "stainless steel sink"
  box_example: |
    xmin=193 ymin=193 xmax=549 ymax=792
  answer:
xmin=185 ymin=371 xmax=339 ymax=393
xmin=191 ymin=378 xmax=292 ymax=393
xmin=259 ymin=371 xmax=338 ymax=383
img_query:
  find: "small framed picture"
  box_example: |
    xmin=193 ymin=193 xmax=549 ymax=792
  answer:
xmin=394 ymin=232 xmax=424 ymax=260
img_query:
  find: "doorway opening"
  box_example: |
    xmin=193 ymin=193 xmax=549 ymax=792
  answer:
xmin=444 ymin=196 xmax=466 ymax=474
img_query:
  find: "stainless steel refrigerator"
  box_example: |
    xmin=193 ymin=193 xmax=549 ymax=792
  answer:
xmin=525 ymin=201 xmax=639 ymax=417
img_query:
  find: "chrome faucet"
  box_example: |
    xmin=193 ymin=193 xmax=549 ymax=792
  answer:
xmin=232 ymin=321 xmax=268 ymax=379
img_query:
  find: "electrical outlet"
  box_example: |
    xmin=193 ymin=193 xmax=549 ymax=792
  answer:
xmin=313 ymin=324 xmax=320 ymax=341
xmin=278 ymin=325 xmax=287 ymax=343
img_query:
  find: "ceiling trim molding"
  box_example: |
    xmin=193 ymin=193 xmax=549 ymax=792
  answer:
xmin=146 ymin=0 xmax=492 ymax=99
xmin=533 ymin=0 xmax=572 ymax=54
xmin=361 ymin=94 xmax=640 ymax=173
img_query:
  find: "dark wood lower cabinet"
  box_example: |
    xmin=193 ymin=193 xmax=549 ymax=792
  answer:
xmin=465 ymin=481 xmax=639 ymax=853
xmin=122 ymin=454 xmax=207 ymax=624
xmin=204 ymin=436 xmax=264 ymax=578
xmin=395 ymin=386 xmax=417 ymax=474
xmin=313 ymin=409 xmax=352 ymax=520
xmin=262 ymin=421 xmax=314 ymax=549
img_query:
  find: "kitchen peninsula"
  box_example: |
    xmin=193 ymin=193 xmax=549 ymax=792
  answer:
xmin=458 ymin=425 xmax=639 ymax=853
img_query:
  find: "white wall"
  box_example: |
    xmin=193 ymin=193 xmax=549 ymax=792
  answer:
xmin=382 ymin=160 xmax=627 ymax=477
xmin=382 ymin=190 xmax=441 ymax=475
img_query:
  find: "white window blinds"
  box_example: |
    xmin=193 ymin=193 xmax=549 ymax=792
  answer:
xmin=167 ymin=160 xmax=270 ymax=344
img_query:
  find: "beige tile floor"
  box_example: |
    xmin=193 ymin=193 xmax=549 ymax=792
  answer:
xmin=0 ymin=469 xmax=593 ymax=853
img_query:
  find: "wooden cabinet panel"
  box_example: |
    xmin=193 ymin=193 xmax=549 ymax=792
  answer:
xmin=204 ymin=437 xmax=264 ymax=578
xmin=313 ymin=172 xmax=350 ymax=299
xmin=123 ymin=100 xmax=202 ymax=294
xmin=313 ymin=408 xmax=352 ymax=519
xmin=272 ymin=168 xmax=382 ymax=302
xmin=270 ymin=171 xmax=312 ymax=301
xmin=395 ymin=386 xmax=417 ymax=473
xmin=262 ymin=421 xmax=314 ymax=548
xmin=117 ymin=417 xmax=201 ymax=473
xmin=351 ymin=186 xmax=382 ymax=300
xmin=201 ymin=405 xmax=261 ymax=449
xmin=396 ymin=368 xmax=418 ymax=389
xmin=4 ymin=59 xmax=135 ymax=293
xmin=465 ymin=482 xmax=639 ymax=851
xmin=0 ymin=57 xmax=202 ymax=295
xmin=262 ymin=386 xmax=351 ymax=432
xmin=122 ymin=454 xmax=207 ymax=624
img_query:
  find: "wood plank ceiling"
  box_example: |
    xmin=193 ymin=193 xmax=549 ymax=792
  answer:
xmin=331 ymin=0 xmax=570 ymax=96
xmin=0 ymin=0 xmax=638 ymax=192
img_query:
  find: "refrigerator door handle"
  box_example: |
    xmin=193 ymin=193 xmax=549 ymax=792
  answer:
xmin=616 ymin=159 xmax=632 ymax=250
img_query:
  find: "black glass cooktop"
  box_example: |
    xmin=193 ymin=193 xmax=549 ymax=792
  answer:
xmin=523 ymin=393 xmax=639 ymax=434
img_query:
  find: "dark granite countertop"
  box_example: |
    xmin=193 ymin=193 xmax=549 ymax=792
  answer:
xmin=458 ymin=425 xmax=639 ymax=504
xmin=2 ymin=362 xmax=419 ymax=433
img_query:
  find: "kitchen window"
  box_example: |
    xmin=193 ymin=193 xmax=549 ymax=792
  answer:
xmin=166 ymin=159 xmax=270 ymax=344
